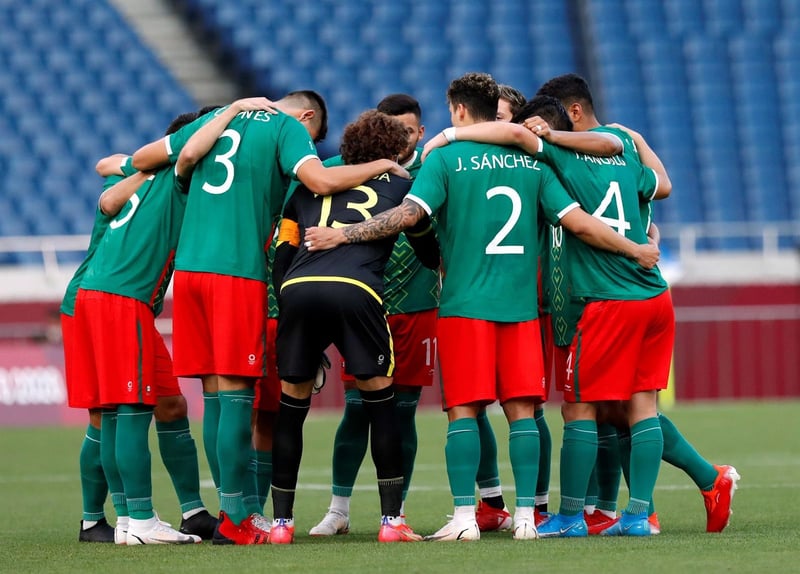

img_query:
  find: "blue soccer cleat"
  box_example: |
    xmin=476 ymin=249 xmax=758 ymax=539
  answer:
xmin=536 ymin=513 xmax=588 ymax=538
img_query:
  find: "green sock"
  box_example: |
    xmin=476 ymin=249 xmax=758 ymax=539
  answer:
xmin=80 ymin=424 xmax=108 ymax=522
xmin=618 ymin=430 xmax=631 ymax=491
xmin=100 ymin=410 xmax=128 ymax=518
xmin=596 ymin=423 xmax=621 ymax=512
xmin=202 ymin=391 xmax=221 ymax=490
xmin=534 ymin=409 xmax=551 ymax=501
xmin=396 ymin=390 xmax=420 ymax=501
xmin=475 ymin=409 xmax=500 ymax=490
xmin=156 ymin=417 xmax=203 ymax=514
xmin=659 ymin=413 xmax=718 ymax=491
xmin=116 ymin=405 xmax=154 ymax=520
xmin=253 ymin=449 xmax=273 ymax=511
xmin=585 ymin=464 xmax=598 ymax=508
xmin=445 ymin=418 xmax=480 ymax=507
xmin=509 ymin=418 xmax=539 ymax=508
xmin=331 ymin=389 xmax=369 ymax=497
xmin=559 ymin=420 xmax=598 ymax=516
xmin=625 ymin=417 xmax=663 ymax=516
xmin=242 ymin=448 xmax=262 ymax=516
xmin=217 ymin=389 xmax=255 ymax=524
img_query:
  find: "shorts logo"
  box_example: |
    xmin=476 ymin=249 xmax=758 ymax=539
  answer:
xmin=248 ymin=353 xmax=256 ymax=366
xmin=127 ymin=380 xmax=133 ymax=391
xmin=145 ymin=385 xmax=151 ymax=394
xmin=541 ymin=376 xmax=546 ymax=389
xmin=377 ymin=354 xmax=385 ymax=366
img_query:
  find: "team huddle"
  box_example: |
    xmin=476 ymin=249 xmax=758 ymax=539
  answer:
xmin=63 ymin=71 xmax=739 ymax=546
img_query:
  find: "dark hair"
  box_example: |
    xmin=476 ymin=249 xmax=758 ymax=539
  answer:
xmin=511 ymin=95 xmax=573 ymax=131
xmin=286 ymin=89 xmax=328 ymax=143
xmin=536 ymin=73 xmax=594 ymax=114
xmin=165 ymin=112 xmax=198 ymax=136
xmin=498 ymin=84 xmax=526 ymax=117
xmin=340 ymin=110 xmax=408 ymax=165
xmin=377 ymin=93 xmax=422 ymax=120
xmin=446 ymin=72 xmax=499 ymax=123
xmin=197 ymin=104 xmax=223 ymax=116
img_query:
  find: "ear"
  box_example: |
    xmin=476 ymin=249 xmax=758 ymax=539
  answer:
xmin=567 ymin=103 xmax=582 ymax=123
xmin=298 ymin=109 xmax=315 ymax=123
xmin=456 ymin=103 xmax=468 ymax=121
xmin=418 ymin=125 xmax=425 ymax=139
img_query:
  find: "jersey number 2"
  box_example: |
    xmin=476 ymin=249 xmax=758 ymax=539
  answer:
xmin=485 ymin=186 xmax=523 ymax=254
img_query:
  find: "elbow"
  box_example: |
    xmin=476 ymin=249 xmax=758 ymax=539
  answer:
xmin=655 ymin=176 xmax=672 ymax=200
xmin=130 ymin=151 xmax=147 ymax=172
xmin=97 ymin=195 xmax=114 ymax=217
xmin=304 ymin=177 xmax=336 ymax=196
xmin=606 ymin=141 xmax=624 ymax=156
xmin=178 ymin=148 xmax=203 ymax=171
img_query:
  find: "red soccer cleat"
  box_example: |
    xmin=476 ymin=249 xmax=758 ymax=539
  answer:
xmin=212 ymin=511 xmax=269 ymax=545
xmin=703 ymin=465 xmax=741 ymax=533
xmin=475 ymin=501 xmax=512 ymax=532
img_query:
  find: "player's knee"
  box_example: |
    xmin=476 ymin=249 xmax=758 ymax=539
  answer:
xmin=154 ymin=394 xmax=188 ymax=422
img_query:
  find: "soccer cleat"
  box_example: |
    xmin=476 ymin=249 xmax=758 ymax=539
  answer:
xmin=534 ymin=509 xmax=552 ymax=527
xmin=512 ymin=516 xmax=539 ymax=540
xmin=212 ymin=511 xmax=269 ymax=545
xmin=179 ymin=509 xmax=218 ymax=540
xmin=309 ymin=509 xmax=350 ymax=536
xmin=703 ymin=465 xmax=740 ymax=533
xmin=269 ymin=518 xmax=295 ymax=544
xmin=475 ymin=501 xmax=512 ymax=532
xmin=126 ymin=516 xmax=202 ymax=545
xmin=536 ymin=513 xmax=589 ymax=538
xmin=78 ymin=518 xmax=115 ymax=543
xmin=585 ymin=510 xmax=618 ymax=535
xmin=649 ymin=512 xmax=661 ymax=535
xmin=598 ymin=511 xmax=650 ymax=537
xmin=114 ymin=517 xmax=129 ymax=545
xmin=243 ymin=513 xmax=272 ymax=536
xmin=378 ymin=517 xmax=423 ymax=542
xmin=425 ymin=516 xmax=480 ymax=541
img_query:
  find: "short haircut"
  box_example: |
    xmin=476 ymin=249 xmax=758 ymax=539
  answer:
xmin=285 ymin=90 xmax=329 ymax=143
xmin=165 ymin=112 xmax=198 ymax=136
xmin=340 ymin=110 xmax=408 ymax=165
xmin=511 ymin=95 xmax=573 ymax=131
xmin=446 ymin=72 xmax=499 ymax=123
xmin=377 ymin=93 xmax=422 ymax=121
xmin=197 ymin=104 xmax=222 ymax=116
xmin=498 ymin=84 xmax=527 ymax=117
xmin=536 ymin=73 xmax=594 ymax=114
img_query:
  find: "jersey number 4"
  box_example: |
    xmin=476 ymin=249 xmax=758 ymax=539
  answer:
xmin=592 ymin=181 xmax=631 ymax=236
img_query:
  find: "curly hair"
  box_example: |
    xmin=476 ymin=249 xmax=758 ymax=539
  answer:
xmin=446 ymin=72 xmax=500 ymax=122
xmin=340 ymin=110 xmax=409 ymax=165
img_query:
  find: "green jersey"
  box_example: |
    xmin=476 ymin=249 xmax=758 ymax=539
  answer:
xmin=321 ymin=149 xmax=439 ymax=315
xmin=60 ymin=158 xmax=136 ymax=316
xmin=545 ymin=224 xmax=584 ymax=346
xmin=80 ymin=166 xmax=189 ymax=315
xmin=169 ymin=108 xmax=318 ymax=282
xmin=409 ymin=141 xmax=575 ymax=322
xmin=536 ymin=127 xmax=667 ymax=301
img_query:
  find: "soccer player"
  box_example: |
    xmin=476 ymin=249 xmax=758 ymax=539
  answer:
xmin=74 ymin=103 xmax=271 ymax=545
xmin=62 ymin=155 xmax=142 ymax=543
xmin=308 ymin=94 xmax=441 ymax=537
xmin=132 ymin=91 xmax=411 ymax=545
xmin=304 ymin=72 xmax=659 ymax=542
xmin=496 ymin=84 xmax=526 ymax=122
xmin=269 ymin=110 xmax=437 ymax=544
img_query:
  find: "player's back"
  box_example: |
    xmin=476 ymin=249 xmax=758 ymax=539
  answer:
xmin=283 ymin=173 xmax=412 ymax=296
xmin=410 ymin=141 xmax=562 ymax=322
xmin=175 ymin=110 xmax=317 ymax=282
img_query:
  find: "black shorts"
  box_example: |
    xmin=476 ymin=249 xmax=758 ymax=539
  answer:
xmin=277 ymin=280 xmax=394 ymax=382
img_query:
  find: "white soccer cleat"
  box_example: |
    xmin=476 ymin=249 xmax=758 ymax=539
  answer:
xmin=126 ymin=516 xmax=202 ymax=545
xmin=512 ymin=516 xmax=540 ymax=540
xmin=309 ymin=509 xmax=350 ymax=536
xmin=114 ymin=517 xmax=129 ymax=545
xmin=425 ymin=516 xmax=480 ymax=542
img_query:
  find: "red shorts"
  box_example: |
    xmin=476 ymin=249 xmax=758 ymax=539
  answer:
xmin=437 ymin=317 xmax=545 ymax=409
xmin=564 ymin=290 xmax=675 ymax=403
xmin=172 ymin=271 xmax=267 ymax=378
xmin=552 ymin=344 xmax=570 ymax=396
xmin=341 ymin=309 xmax=437 ymax=387
xmin=75 ymin=290 xmax=167 ymax=407
xmin=539 ymin=313 xmax=554 ymax=402
xmin=254 ymin=317 xmax=280 ymax=412
xmin=62 ymin=312 xmax=97 ymax=409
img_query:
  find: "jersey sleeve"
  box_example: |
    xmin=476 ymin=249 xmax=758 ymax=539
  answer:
xmin=277 ymin=117 xmax=319 ymax=177
xmin=120 ymin=156 xmax=137 ymax=177
xmin=537 ymin=163 xmax=581 ymax=225
xmin=637 ymin=165 xmax=659 ymax=202
xmin=165 ymin=112 xmax=212 ymax=163
xmin=405 ymin=149 xmax=447 ymax=215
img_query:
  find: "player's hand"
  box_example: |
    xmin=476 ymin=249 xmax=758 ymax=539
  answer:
xmin=304 ymin=226 xmax=347 ymax=251
xmin=634 ymin=242 xmax=660 ymax=269
xmin=523 ymin=116 xmax=552 ymax=140
xmin=421 ymin=131 xmax=449 ymax=162
xmin=232 ymin=97 xmax=278 ymax=114
xmin=384 ymin=160 xmax=411 ymax=179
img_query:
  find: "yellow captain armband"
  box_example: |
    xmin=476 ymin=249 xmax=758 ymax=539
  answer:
xmin=277 ymin=219 xmax=301 ymax=247
xmin=405 ymin=224 xmax=433 ymax=238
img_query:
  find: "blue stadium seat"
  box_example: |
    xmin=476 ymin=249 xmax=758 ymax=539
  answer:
xmin=663 ymin=0 xmax=706 ymax=36
xmin=741 ymin=0 xmax=782 ymax=34
xmin=703 ymin=0 xmax=744 ymax=36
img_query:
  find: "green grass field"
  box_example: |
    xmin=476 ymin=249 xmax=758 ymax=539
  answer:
xmin=3 ymin=401 xmax=799 ymax=573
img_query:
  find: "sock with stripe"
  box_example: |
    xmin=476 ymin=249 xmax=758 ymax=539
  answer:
xmin=79 ymin=423 xmax=108 ymax=522
xmin=100 ymin=410 xmax=128 ymax=519
xmin=475 ymin=409 xmax=504 ymax=509
xmin=217 ymin=388 xmax=255 ymax=525
xmin=156 ymin=417 xmax=204 ymax=514
xmin=509 ymin=418 xmax=540 ymax=509
xmin=558 ymin=420 xmax=598 ymax=516
xmin=445 ymin=417 xmax=480 ymax=507
xmin=331 ymin=389 xmax=369 ymax=498
xmin=395 ymin=390 xmax=421 ymax=501
xmin=534 ymin=408 xmax=552 ymax=510
xmin=115 ymin=404 xmax=155 ymax=520
xmin=272 ymin=393 xmax=311 ymax=520
xmin=625 ymin=417 xmax=663 ymax=516
xmin=202 ymin=391 xmax=221 ymax=490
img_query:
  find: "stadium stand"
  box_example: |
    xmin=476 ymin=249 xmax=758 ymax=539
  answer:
xmin=0 ymin=0 xmax=798 ymax=262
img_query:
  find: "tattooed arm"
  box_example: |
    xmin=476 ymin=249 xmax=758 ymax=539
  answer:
xmin=304 ymin=198 xmax=427 ymax=251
